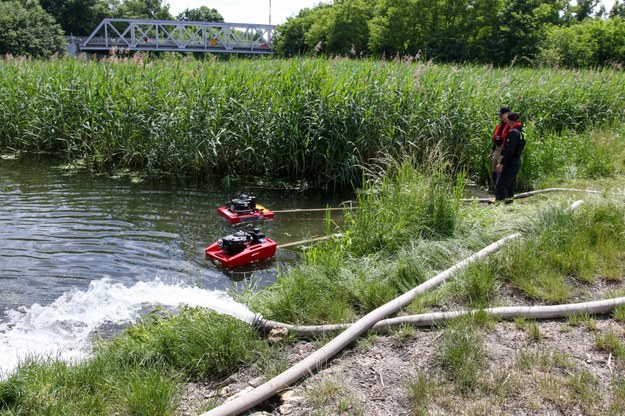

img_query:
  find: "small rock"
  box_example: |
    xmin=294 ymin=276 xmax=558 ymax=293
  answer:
xmin=249 ymin=376 xmax=265 ymax=387
xmin=268 ymin=326 xmax=289 ymax=343
xmin=219 ymin=385 xmax=234 ymax=398
xmin=278 ymin=403 xmax=294 ymax=414
xmin=280 ymin=390 xmax=303 ymax=402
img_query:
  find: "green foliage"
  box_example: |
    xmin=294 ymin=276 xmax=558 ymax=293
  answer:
xmin=0 ymin=1 xmax=66 ymax=57
xmin=122 ymin=369 xmax=180 ymax=416
xmin=610 ymin=0 xmax=625 ymax=19
xmin=249 ymin=266 xmax=355 ymax=324
xmin=274 ymin=5 xmax=333 ymax=56
xmin=538 ymin=18 xmax=625 ymax=67
xmin=40 ymin=0 xmax=110 ymax=36
xmin=276 ymin=0 xmax=582 ymax=65
xmin=595 ymin=331 xmax=625 ymax=360
xmin=453 ymin=261 xmax=497 ymax=308
xmin=0 ymin=357 xmax=180 ymax=415
xmin=340 ymin=159 xmax=463 ymax=257
xmin=176 ymin=6 xmax=224 ymax=22
xmin=251 ymin=160 xmax=469 ymax=324
xmin=407 ymin=371 xmax=436 ymax=415
xmin=111 ymin=0 xmax=173 ymax=20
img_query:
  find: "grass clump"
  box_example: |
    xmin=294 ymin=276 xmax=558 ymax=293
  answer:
xmin=407 ymin=371 xmax=437 ymax=416
xmin=595 ymin=331 xmax=625 ymax=361
xmin=450 ymin=261 xmax=498 ymax=308
xmin=99 ymin=307 xmax=271 ymax=378
xmin=497 ymin=201 xmax=625 ymax=302
xmin=568 ymin=371 xmax=602 ymax=415
xmin=340 ymin=158 xmax=463 ymax=257
xmin=0 ymin=357 xmax=180 ymax=416
xmin=0 ymin=307 xmax=271 ymax=415
xmin=304 ymin=375 xmax=362 ymax=415
xmin=437 ymin=318 xmax=486 ymax=394
xmin=614 ymin=305 xmax=625 ymax=323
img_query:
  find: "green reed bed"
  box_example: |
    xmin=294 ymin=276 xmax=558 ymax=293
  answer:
xmin=1 ymin=56 xmax=624 ymax=187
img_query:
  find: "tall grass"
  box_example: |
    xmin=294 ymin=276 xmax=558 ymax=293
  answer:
xmin=497 ymin=201 xmax=625 ymax=303
xmin=1 ymin=56 xmax=624 ymax=187
xmin=249 ymin=157 xmax=467 ymax=323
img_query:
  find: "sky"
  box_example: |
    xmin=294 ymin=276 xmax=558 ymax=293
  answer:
xmin=165 ymin=0 xmax=617 ymax=26
xmin=166 ymin=0 xmax=325 ymax=25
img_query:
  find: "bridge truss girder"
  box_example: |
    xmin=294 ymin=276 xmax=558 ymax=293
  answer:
xmin=80 ymin=19 xmax=276 ymax=54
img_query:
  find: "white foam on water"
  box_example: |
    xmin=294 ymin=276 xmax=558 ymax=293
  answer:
xmin=0 ymin=277 xmax=256 ymax=378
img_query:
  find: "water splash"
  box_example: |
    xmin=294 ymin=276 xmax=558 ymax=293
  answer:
xmin=0 ymin=277 xmax=255 ymax=378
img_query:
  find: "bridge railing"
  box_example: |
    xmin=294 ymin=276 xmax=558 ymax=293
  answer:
xmin=80 ymin=19 xmax=276 ymax=54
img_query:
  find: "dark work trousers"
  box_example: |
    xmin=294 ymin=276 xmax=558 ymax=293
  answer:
xmin=495 ymin=157 xmax=522 ymax=203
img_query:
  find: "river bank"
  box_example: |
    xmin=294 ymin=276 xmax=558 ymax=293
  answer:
xmin=177 ymin=186 xmax=625 ymax=416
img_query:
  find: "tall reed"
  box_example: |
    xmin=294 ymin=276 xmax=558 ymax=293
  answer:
xmin=1 ymin=56 xmax=624 ymax=187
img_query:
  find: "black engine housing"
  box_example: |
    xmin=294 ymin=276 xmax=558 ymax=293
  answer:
xmin=225 ymin=194 xmax=257 ymax=214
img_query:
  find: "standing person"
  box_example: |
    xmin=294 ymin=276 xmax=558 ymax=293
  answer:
xmin=495 ymin=112 xmax=525 ymax=204
xmin=488 ymin=105 xmax=511 ymax=188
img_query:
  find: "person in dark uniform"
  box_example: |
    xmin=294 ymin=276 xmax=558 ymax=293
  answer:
xmin=495 ymin=112 xmax=525 ymax=204
xmin=488 ymin=105 xmax=511 ymax=188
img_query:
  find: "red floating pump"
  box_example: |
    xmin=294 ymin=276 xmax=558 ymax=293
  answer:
xmin=217 ymin=194 xmax=275 ymax=224
xmin=205 ymin=228 xmax=277 ymax=268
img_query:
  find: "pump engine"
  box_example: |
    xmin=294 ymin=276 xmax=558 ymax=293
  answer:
xmin=225 ymin=194 xmax=256 ymax=214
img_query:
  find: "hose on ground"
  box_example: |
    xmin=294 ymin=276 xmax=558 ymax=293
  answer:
xmin=200 ymin=200 xmax=583 ymax=416
xmin=461 ymin=187 xmax=600 ymax=203
xmin=254 ymin=297 xmax=625 ymax=336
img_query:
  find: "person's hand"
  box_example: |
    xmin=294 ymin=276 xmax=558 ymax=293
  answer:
xmin=495 ymin=163 xmax=503 ymax=173
xmin=488 ymin=152 xmax=493 ymax=161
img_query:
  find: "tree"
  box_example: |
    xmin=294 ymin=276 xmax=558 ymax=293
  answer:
xmin=494 ymin=0 xmax=566 ymax=65
xmin=538 ymin=17 xmax=625 ymax=67
xmin=610 ymin=0 xmax=625 ymax=19
xmin=323 ymin=0 xmax=373 ymax=55
xmin=368 ymin=0 xmax=423 ymax=56
xmin=176 ymin=6 xmax=224 ymax=22
xmin=573 ymin=0 xmax=600 ymax=21
xmin=273 ymin=4 xmax=332 ymax=56
xmin=111 ymin=0 xmax=173 ymax=20
xmin=0 ymin=0 xmax=66 ymax=57
xmin=39 ymin=0 xmax=110 ymax=35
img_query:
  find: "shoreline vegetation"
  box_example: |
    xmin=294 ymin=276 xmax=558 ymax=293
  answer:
xmin=1 ymin=56 xmax=624 ymax=188
xmin=1 ymin=56 xmax=625 ymax=415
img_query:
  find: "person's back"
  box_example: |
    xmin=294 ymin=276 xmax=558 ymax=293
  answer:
xmin=495 ymin=112 xmax=524 ymax=203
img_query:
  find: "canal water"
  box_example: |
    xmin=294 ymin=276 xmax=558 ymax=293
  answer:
xmin=0 ymin=155 xmax=347 ymax=376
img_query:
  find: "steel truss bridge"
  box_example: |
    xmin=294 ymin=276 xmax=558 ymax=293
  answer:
xmin=79 ymin=19 xmax=276 ymax=55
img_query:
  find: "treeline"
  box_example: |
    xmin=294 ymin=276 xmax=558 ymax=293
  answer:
xmin=275 ymin=0 xmax=625 ymax=68
xmin=0 ymin=0 xmax=222 ymax=57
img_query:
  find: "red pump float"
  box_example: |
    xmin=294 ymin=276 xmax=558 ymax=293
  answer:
xmin=217 ymin=194 xmax=275 ymax=224
xmin=205 ymin=228 xmax=277 ymax=268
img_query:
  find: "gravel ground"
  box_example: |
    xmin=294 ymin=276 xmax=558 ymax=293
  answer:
xmin=177 ymin=280 xmax=625 ymax=416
